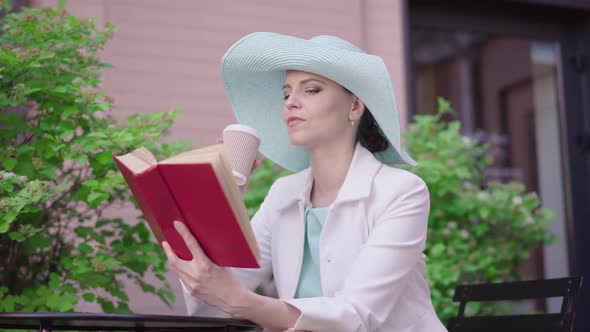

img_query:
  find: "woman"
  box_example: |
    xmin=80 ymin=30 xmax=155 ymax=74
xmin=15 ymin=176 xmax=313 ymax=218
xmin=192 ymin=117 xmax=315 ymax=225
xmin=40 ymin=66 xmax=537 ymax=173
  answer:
xmin=162 ymin=32 xmax=448 ymax=332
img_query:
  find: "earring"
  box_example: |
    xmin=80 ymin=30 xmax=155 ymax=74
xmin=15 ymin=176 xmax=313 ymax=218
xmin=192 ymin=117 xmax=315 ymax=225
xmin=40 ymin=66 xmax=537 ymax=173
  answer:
xmin=351 ymin=121 xmax=355 ymax=127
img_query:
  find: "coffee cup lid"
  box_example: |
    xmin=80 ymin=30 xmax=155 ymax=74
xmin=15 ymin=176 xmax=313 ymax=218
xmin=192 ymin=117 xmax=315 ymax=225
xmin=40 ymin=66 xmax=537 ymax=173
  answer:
xmin=223 ymin=124 xmax=260 ymax=140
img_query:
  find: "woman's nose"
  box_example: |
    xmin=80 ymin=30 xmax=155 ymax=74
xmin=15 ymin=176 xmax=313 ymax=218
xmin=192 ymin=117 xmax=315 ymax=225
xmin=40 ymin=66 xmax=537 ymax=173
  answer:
xmin=285 ymin=93 xmax=301 ymax=109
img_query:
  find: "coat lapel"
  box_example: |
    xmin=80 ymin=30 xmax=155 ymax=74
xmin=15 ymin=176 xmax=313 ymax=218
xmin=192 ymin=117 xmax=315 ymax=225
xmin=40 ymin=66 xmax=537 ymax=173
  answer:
xmin=333 ymin=142 xmax=383 ymax=205
xmin=274 ymin=142 xmax=383 ymax=211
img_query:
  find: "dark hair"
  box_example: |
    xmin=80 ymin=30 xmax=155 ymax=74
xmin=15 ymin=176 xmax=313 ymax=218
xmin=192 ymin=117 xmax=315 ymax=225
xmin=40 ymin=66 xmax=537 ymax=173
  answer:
xmin=343 ymin=88 xmax=389 ymax=153
xmin=357 ymin=108 xmax=389 ymax=153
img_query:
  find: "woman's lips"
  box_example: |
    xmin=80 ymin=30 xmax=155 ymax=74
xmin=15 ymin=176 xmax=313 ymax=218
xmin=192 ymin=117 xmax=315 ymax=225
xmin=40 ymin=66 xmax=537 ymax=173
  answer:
xmin=287 ymin=118 xmax=305 ymax=127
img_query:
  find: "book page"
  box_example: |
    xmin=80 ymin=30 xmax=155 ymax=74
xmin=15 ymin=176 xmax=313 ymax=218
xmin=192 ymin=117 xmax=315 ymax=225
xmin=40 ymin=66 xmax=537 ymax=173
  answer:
xmin=161 ymin=144 xmax=225 ymax=164
xmin=115 ymin=151 xmax=154 ymax=174
xmin=212 ymin=152 xmax=260 ymax=260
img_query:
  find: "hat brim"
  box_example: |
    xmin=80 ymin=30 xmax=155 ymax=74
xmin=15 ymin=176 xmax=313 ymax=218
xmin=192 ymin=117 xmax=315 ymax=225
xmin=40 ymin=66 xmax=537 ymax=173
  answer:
xmin=221 ymin=32 xmax=417 ymax=172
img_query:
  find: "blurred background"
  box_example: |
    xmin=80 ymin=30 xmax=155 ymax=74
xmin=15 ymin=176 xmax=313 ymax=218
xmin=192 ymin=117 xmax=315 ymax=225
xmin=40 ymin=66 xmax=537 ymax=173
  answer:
xmin=3 ymin=0 xmax=590 ymax=330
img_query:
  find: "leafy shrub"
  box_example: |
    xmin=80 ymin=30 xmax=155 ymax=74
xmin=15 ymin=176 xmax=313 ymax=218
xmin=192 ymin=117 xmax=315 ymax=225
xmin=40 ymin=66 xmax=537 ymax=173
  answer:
xmin=402 ymin=98 xmax=552 ymax=320
xmin=0 ymin=3 xmax=190 ymax=312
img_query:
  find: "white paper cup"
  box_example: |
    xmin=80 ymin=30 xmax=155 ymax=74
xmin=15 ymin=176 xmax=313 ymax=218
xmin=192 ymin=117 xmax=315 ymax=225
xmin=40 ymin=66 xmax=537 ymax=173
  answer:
xmin=222 ymin=124 xmax=261 ymax=186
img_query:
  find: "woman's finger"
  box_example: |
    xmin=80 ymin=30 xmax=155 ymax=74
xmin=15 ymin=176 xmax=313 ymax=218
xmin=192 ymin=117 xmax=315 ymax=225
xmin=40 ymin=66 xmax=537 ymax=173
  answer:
xmin=163 ymin=241 xmax=195 ymax=278
xmin=162 ymin=241 xmax=179 ymax=265
xmin=176 ymin=269 xmax=201 ymax=294
xmin=162 ymin=241 xmax=200 ymax=292
xmin=249 ymin=159 xmax=262 ymax=176
xmin=163 ymin=241 xmax=187 ymax=275
xmin=253 ymin=159 xmax=262 ymax=170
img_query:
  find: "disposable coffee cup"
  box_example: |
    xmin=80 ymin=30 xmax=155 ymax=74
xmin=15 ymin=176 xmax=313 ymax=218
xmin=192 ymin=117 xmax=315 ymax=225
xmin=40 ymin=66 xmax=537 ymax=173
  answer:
xmin=222 ymin=124 xmax=261 ymax=187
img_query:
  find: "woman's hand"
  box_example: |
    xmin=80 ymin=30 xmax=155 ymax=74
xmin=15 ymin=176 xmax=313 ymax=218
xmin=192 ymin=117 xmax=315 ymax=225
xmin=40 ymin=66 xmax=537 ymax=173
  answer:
xmin=163 ymin=221 xmax=302 ymax=331
xmin=162 ymin=221 xmax=250 ymax=314
xmin=240 ymin=159 xmax=262 ymax=194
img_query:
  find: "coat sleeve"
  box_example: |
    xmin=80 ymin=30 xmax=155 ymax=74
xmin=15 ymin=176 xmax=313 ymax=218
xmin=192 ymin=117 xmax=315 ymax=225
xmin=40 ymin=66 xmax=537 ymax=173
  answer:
xmin=283 ymin=176 xmax=431 ymax=332
xmin=182 ymin=180 xmax=278 ymax=317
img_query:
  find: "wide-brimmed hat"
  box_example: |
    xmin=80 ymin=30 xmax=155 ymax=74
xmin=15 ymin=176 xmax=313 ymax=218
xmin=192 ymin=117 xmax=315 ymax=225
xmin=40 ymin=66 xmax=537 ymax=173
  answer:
xmin=220 ymin=32 xmax=417 ymax=172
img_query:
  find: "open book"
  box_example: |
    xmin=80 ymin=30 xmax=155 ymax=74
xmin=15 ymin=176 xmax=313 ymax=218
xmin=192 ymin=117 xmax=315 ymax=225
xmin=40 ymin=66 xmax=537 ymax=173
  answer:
xmin=112 ymin=144 xmax=260 ymax=268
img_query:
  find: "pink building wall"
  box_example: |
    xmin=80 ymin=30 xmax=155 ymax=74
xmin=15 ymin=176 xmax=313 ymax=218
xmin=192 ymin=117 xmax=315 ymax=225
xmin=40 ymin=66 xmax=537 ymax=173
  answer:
xmin=33 ymin=0 xmax=410 ymax=314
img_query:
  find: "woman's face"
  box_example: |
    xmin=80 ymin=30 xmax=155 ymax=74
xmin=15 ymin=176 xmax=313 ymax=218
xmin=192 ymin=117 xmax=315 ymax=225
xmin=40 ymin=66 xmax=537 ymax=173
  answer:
xmin=282 ymin=70 xmax=362 ymax=149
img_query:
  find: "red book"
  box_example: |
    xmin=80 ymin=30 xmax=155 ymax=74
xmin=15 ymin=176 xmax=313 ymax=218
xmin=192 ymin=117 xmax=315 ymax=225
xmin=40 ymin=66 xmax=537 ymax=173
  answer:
xmin=112 ymin=144 xmax=260 ymax=268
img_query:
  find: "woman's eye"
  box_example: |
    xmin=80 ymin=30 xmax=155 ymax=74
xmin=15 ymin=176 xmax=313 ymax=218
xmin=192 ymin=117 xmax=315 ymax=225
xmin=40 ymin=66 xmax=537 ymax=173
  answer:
xmin=283 ymin=89 xmax=319 ymax=100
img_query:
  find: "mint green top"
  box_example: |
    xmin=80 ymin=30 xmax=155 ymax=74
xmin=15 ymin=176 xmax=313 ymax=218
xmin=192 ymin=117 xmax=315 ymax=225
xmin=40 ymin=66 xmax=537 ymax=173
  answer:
xmin=294 ymin=203 xmax=330 ymax=298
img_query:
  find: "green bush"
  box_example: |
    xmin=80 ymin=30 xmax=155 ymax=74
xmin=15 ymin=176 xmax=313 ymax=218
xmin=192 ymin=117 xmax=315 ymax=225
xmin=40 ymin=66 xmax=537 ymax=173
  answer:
xmin=244 ymin=98 xmax=553 ymax=322
xmin=0 ymin=3 xmax=190 ymax=312
xmin=401 ymin=98 xmax=552 ymax=321
xmin=244 ymin=158 xmax=291 ymax=218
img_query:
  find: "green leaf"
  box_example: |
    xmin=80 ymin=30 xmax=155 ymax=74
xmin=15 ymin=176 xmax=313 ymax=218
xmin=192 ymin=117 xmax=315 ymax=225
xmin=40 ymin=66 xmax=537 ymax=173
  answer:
xmin=97 ymin=102 xmax=109 ymax=111
xmin=103 ymin=257 xmax=121 ymax=269
xmin=8 ymin=232 xmax=26 ymax=242
xmin=0 ymin=51 xmax=17 ymax=65
xmin=24 ymin=87 xmax=43 ymax=96
xmin=95 ymin=219 xmax=111 ymax=228
xmin=87 ymin=192 xmax=109 ymax=208
xmin=0 ymin=221 xmax=11 ymax=233
xmin=40 ymin=168 xmax=58 ymax=180
xmin=2 ymin=295 xmax=16 ymax=312
xmin=431 ymin=243 xmax=446 ymax=256
xmin=72 ymin=154 xmax=88 ymax=164
xmin=83 ymin=179 xmax=99 ymax=188
xmin=53 ymin=86 xmax=67 ymax=94
xmin=62 ymin=284 xmax=77 ymax=294
xmin=1 ymin=204 xmax=24 ymax=228
xmin=116 ymin=302 xmax=131 ymax=313
xmin=3 ymin=158 xmax=17 ymax=171
xmin=0 ymin=114 xmax=28 ymax=131
xmin=56 ymin=295 xmax=77 ymax=312
xmin=37 ymin=51 xmax=56 ymax=61
xmin=62 ymin=105 xmax=79 ymax=118
xmin=139 ymin=283 xmax=155 ymax=293
xmin=49 ymin=273 xmax=60 ymax=289
xmin=49 ymin=144 xmax=67 ymax=153
xmin=480 ymin=208 xmax=490 ymax=219
xmin=59 ymin=129 xmax=75 ymax=140
xmin=82 ymin=292 xmax=96 ymax=302
xmin=98 ymin=298 xmax=116 ymax=312
xmin=78 ymin=243 xmax=94 ymax=254
xmin=95 ymin=151 xmax=113 ymax=165
xmin=74 ymin=226 xmax=91 ymax=238
xmin=110 ymin=289 xmax=129 ymax=301
xmin=23 ymin=234 xmax=53 ymax=253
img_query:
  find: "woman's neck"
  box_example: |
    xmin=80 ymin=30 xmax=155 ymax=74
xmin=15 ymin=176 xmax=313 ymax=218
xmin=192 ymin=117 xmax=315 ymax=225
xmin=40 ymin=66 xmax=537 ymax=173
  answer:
xmin=308 ymin=141 xmax=355 ymax=208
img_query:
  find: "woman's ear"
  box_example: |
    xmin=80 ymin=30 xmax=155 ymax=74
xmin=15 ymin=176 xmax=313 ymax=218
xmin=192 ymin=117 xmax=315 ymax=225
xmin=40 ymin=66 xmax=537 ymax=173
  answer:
xmin=349 ymin=96 xmax=365 ymax=122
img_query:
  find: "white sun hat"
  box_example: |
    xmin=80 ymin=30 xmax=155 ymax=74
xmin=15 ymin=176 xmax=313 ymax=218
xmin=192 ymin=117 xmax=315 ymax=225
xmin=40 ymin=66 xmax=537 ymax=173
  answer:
xmin=220 ymin=32 xmax=417 ymax=172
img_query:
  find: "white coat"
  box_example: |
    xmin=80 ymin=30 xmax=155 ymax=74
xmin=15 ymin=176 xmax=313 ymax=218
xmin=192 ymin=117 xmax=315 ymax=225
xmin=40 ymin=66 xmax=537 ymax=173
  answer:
xmin=183 ymin=142 xmax=448 ymax=332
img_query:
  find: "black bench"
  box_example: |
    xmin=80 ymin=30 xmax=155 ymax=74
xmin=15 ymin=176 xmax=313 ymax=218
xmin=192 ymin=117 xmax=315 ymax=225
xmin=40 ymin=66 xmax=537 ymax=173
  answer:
xmin=448 ymin=276 xmax=583 ymax=332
